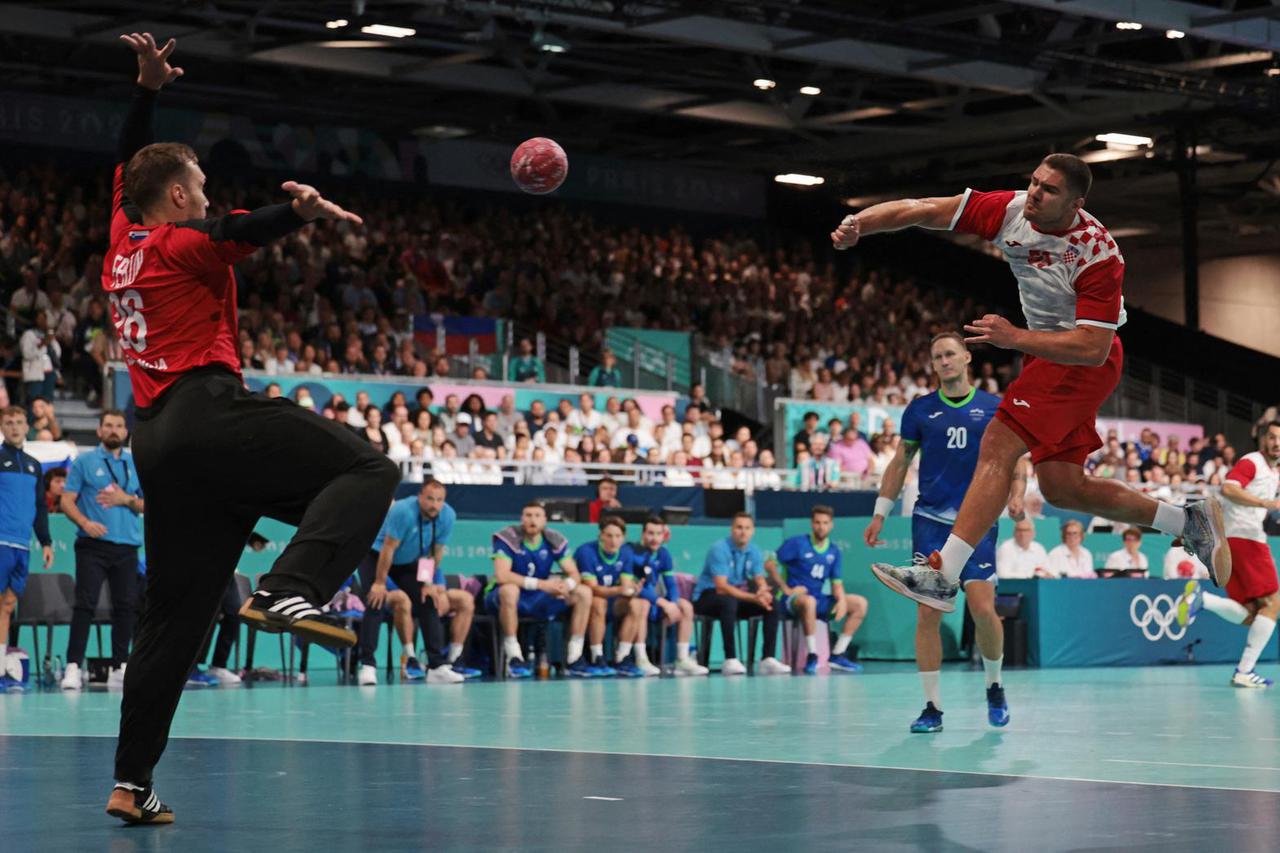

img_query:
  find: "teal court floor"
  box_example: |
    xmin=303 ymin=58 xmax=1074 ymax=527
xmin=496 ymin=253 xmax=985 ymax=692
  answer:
xmin=3 ymin=664 xmax=1279 ymax=852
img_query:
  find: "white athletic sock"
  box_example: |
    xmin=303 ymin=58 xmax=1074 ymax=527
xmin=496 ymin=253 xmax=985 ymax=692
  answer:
xmin=503 ymin=636 xmax=523 ymax=661
xmin=447 ymin=643 xmax=464 ymax=663
xmin=1238 ymin=616 xmax=1277 ymax=673
xmin=939 ymin=535 xmax=974 ymax=584
xmin=1203 ymin=593 xmax=1249 ymax=624
xmin=635 ymin=645 xmax=652 ymax=665
xmin=983 ymin=655 xmax=1004 ymax=689
xmin=615 ymin=641 xmax=633 ymax=663
xmin=402 ymin=645 xmax=417 ymax=661
xmin=805 ymin=634 xmax=818 ymax=653
xmin=0 ymin=644 xmax=6 ymax=660
xmin=920 ymin=671 xmax=942 ymax=709
xmin=676 ymin=642 xmax=690 ymax=661
xmin=1153 ymin=502 xmax=1187 ymax=538
xmin=832 ymin=635 xmax=852 ymax=655
xmin=567 ymin=636 xmax=585 ymax=664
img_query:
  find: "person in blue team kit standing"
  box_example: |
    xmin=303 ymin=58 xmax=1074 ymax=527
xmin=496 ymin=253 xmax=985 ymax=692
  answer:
xmin=865 ymin=332 xmax=1027 ymax=733
xmin=576 ymin=517 xmax=637 ymax=678
xmin=59 ymin=410 xmax=145 ymax=691
xmin=693 ymin=513 xmax=790 ymax=676
xmin=766 ymin=505 xmax=869 ymax=675
xmin=627 ymin=517 xmax=707 ymax=677
xmin=0 ymin=406 xmax=53 ymax=690
xmin=485 ymin=502 xmax=593 ymax=678
xmin=355 ymin=479 xmax=465 ymax=686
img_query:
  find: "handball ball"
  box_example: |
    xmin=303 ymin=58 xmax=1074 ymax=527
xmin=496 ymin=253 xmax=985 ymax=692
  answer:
xmin=510 ymin=137 xmax=568 ymax=195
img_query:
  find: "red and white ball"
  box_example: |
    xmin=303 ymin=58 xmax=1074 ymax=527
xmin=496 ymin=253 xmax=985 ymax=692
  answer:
xmin=510 ymin=137 xmax=568 ymax=195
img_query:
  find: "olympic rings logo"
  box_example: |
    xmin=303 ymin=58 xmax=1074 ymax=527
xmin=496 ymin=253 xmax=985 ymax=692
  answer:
xmin=1129 ymin=594 xmax=1187 ymax=642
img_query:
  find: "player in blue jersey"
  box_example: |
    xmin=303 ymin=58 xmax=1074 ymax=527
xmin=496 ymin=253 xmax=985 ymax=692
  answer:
xmin=485 ymin=502 xmax=593 ymax=678
xmin=575 ymin=516 xmax=635 ymax=678
xmin=1 ymin=406 xmax=53 ymax=691
xmin=627 ymin=517 xmax=707 ymax=676
xmin=864 ymin=333 xmax=1026 ymax=733
xmin=766 ymin=505 xmax=868 ymax=675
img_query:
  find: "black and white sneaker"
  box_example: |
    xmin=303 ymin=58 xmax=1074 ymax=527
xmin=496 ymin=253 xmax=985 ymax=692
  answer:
xmin=239 ymin=590 xmax=357 ymax=648
xmin=106 ymin=785 xmax=174 ymax=824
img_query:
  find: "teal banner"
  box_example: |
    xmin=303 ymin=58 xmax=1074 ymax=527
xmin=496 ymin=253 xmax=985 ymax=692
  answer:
xmin=776 ymin=399 xmax=907 ymax=465
xmin=605 ymin=327 xmax=691 ymax=389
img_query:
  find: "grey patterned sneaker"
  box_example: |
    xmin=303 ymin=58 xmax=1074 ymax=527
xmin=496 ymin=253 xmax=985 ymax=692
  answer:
xmin=1181 ymin=497 xmax=1231 ymax=588
xmin=870 ymin=552 xmax=959 ymax=612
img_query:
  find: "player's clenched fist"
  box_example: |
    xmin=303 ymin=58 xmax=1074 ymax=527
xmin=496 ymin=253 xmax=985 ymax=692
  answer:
xmin=831 ymin=214 xmax=861 ymax=251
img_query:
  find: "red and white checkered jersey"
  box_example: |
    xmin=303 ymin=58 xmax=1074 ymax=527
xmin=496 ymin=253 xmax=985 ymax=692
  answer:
xmin=1223 ymin=451 xmax=1279 ymax=542
xmin=950 ymin=189 xmax=1126 ymax=333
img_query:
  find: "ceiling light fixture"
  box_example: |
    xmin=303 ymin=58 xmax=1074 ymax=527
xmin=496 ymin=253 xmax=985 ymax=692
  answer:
xmin=360 ymin=23 xmax=416 ymax=38
xmin=753 ymin=78 xmax=777 ymax=90
xmin=1095 ymin=132 xmax=1153 ymax=147
xmin=799 ymin=85 xmax=821 ymax=96
xmin=325 ymin=19 xmax=348 ymax=29
xmin=1165 ymin=29 xmax=1185 ymax=39
xmin=531 ymin=28 xmax=570 ymax=54
xmin=775 ymin=173 xmax=824 ymax=186
xmin=1116 ymin=21 xmax=1143 ymax=31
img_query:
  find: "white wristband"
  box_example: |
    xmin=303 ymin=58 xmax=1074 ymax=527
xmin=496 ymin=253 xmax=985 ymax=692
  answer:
xmin=874 ymin=497 xmax=895 ymax=519
xmin=565 ymin=577 xmax=578 ymax=592
xmin=523 ymin=576 xmax=539 ymax=591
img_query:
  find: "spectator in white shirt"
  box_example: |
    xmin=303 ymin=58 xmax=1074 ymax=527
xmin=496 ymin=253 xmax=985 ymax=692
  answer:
xmin=663 ymin=450 xmax=696 ymax=486
xmin=1104 ymin=527 xmax=1150 ymax=576
xmin=599 ymin=396 xmax=623 ymax=435
xmin=565 ymin=393 xmax=603 ymax=438
xmin=1163 ymin=541 xmax=1210 ymax=580
xmin=611 ymin=408 xmax=656 ymax=452
xmin=996 ymin=519 xmax=1051 ymax=579
xmin=20 ymin=311 xmax=60 ymax=404
xmin=1046 ymin=520 xmax=1096 ymax=579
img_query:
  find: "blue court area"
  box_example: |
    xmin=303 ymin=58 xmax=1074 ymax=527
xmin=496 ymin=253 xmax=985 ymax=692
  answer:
xmin=4 ymin=664 xmax=1279 ymax=852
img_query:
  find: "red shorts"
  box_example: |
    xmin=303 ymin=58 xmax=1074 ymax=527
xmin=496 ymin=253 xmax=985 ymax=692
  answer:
xmin=1225 ymin=537 xmax=1279 ymax=605
xmin=995 ymin=336 xmax=1123 ymax=466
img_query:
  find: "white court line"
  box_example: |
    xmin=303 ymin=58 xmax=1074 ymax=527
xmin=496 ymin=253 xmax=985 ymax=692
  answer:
xmin=583 ymin=796 xmax=623 ymax=801
xmin=6 ymin=732 xmax=1280 ymax=795
xmin=1106 ymin=759 xmax=1280 ymax=773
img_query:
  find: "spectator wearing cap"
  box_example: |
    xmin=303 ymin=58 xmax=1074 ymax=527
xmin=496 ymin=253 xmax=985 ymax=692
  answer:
xmin=510 ymin=338 xmax=546 ymax=383
xmin=451 ymin=413 xmax=476 ymax=457
xmin=1046 ymin=520 xmax=1095 ymax=579
xmin=1105 ymin=527 xmax=1149 ymax=575
xmin=587 ymin=349 xmax=623 ymax=387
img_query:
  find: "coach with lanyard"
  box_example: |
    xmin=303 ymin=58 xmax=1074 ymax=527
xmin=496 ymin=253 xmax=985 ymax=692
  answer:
xmin=59 ymin=409 xmax=145 ymax=690
xmin=356 ymin=480 xmax=463 ymax=685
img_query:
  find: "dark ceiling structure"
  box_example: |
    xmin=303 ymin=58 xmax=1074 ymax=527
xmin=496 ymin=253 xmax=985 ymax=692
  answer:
xmin=3 ymin=1 xmax=1280 ymax=255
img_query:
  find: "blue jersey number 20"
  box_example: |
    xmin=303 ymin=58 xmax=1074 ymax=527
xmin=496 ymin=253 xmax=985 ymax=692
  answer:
xmin=946 ymin=427 xmax=968 ymax=449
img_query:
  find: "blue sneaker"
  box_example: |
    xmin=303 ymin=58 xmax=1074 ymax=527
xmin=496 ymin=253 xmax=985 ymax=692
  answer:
xmin=614 ymin=661 xmax=644 ymax=678
xmin=567 ymin=658 xmax=596 ymax=678
xmin=803 ymin=653 xmax=818 ymax=675
xmin=0 ymin=675 xmax=30 ymax=693
xmin=986 ymin=684 xmax=1010 ymax=727
xmin=401 ymin=656 xmax=426 ymax=681
xmin=1177 ymin=580 xmax=1203 ymax=627
xmin=590 ymin=656 xmax=617 ymax=678
xmin=829 ymin=654 xmax=863 ymax=673
xmin=185 ymin=669 xmax=219 ymax=689
xmin=506 ymin=657 xmax=532 ymax=679
xmin=452 ymin=662 xmax=483 ymax=680
xmin=910 ymin=702 xmax=944 ymax=733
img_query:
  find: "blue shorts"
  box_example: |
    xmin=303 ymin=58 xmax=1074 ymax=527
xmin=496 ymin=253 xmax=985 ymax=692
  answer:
xmin=912 ymin=515 xmax=998 ymax=585
xmin=484 ymin=586 xmax=569 ymax=620
xmin=0 ymin=545 xmax=30 ymax=596
xmin=785 ymin=591 xmax=837 ymax=619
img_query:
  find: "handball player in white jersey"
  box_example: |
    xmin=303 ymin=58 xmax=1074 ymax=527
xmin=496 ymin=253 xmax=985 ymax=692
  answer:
xmin=830 ymin=153 xmax=1230 ymax=611
xmin=1179 ymin=421 xmax=1280 ymax=687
